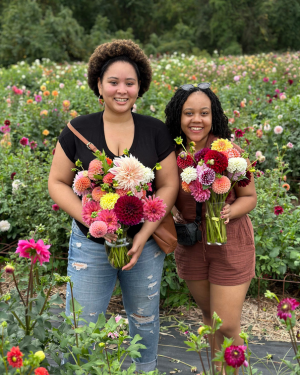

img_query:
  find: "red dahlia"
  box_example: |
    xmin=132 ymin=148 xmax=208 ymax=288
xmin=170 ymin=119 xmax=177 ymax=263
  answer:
xmin=194 ymin=148 xmax=211 ymax=164
xmin=177 ymin=153 xmax=194 ymax=169
xmin=274 ymin=206 xmax=284 ymax=215
xmin=235 ymin=129 xmax=245 ymax=138
xmin=7 ymin=346 xmax=24 ymax=368
xmin=114 ymin=195 xmax=144 ymax=226
xmin=4 ymin=120 xmax=10 ymax=126
xmin=237 ymin=170 xmax=251 ymax=187
xmin=34 ymin=368 xmax=50 ymax=375
xmin=224 ymin=345 xmax=246 ymax=368
xmin=203 ymin=150 xmax=228 ymax=173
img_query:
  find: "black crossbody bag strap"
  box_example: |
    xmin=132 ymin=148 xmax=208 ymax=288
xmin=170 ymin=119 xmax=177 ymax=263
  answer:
xmin=194 ymin=202 xmax=203 ymax=242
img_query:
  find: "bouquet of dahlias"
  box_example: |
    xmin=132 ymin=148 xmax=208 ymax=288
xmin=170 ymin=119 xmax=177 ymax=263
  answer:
xmin=72 ymin=149 xmax=166 ymax=269
xmin=175 ymin=137 xmax=255 ymax=245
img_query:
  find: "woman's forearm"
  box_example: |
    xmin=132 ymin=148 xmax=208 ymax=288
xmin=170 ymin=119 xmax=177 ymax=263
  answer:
xmin=228 ymin=195 xmax=257 ymax=220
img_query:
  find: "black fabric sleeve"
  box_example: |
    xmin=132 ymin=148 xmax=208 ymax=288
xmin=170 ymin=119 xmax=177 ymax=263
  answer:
xmin=58 ymin=125 xmax=76 ymax=163
xmin=156 ymin=123 xmax=176 ymax=162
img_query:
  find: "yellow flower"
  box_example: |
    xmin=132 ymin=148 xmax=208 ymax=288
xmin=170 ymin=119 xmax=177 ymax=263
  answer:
xmin=70 ymin=110 xmax=78 ymax=118
xmin=34 ymin=351 xmax=45 ymax=362
xmin=100 ymin=193 xmax=119 ymax=210
xmin=40 ymin=85 xmax=46 ymax=91
xmin=40 ymin=110 xmax=48 ymax=116
xmin=80 ymin=85 xmax=86 ymax=90
xmin=63 ymin=100 xmax=70 ymax=108
xmin=42 ymin=129 xmax=49 ymax=136
xmin=211 ymin=138 xmax=233 ymax=152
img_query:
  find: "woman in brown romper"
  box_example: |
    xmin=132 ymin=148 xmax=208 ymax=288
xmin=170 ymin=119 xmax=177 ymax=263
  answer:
xmin=165 ymin=84 xmax=257 ymax=372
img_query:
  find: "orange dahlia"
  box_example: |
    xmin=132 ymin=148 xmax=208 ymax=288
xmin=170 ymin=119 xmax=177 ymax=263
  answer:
xmin=221 ymin=148 xmax=241 ymax=159
xmin=92 ymin=187 xmax=106 ymax=201
xmin=74 ymin=176 xmax=91 ymax=193
xmin=182 ymin=181 xmax=191 ymax=192
xmin=88 ymin=159 xmax=103 ymax=180
xmin=103 ymin=172 xmax=114 ymax=185
xmin=212 ymin=176 xmax=231 ymax=194
xmin=282 ymin=183 xmax=290 ymax=191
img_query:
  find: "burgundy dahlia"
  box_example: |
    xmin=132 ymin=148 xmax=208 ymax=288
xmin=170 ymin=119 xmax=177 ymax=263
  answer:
xmin=224 ymin=345 xmax=246 ymax=368
xmin=198 ymin=168 xmax=215 ymax=186
xmin=237 ymin=170 xmax=251 ymax=187
xmin=177 ymin=153 xmax=194 ymax=169
xmin=277 ymin=298 xmax=300 ymax=321
xmin=203 ymin=150 xmax=228 ymax=174
xmin=4 ymin=119 xmax=10 ymax=126
xmin=194 ymin=148 xmax=211 ymax=164
xmin=114 ymin=195 xmax=144 ymax=226
xmin=235 ymin=129 xmax=245 ymax=138
xmin=274 ymin=206 xmax=284 ymax=215
xmin=10 ymin=172 xmax=16 ymax=180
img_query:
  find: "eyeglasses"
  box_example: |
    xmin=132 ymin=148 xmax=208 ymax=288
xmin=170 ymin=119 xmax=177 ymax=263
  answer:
xmin=180 ymin=82 xmax=211 ymax=90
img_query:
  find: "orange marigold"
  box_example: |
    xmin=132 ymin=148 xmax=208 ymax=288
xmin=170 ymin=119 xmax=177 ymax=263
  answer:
xmin=182 ymin=181 xmax=191 ymax=193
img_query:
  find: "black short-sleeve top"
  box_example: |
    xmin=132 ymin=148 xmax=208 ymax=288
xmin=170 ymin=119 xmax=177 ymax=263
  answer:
xmin=58 ymin=111 xmax=175 ymax=243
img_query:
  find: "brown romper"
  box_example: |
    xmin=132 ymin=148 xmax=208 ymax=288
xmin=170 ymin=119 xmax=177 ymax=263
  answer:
xmin=174 ymin=135 xmax=256 ymax=286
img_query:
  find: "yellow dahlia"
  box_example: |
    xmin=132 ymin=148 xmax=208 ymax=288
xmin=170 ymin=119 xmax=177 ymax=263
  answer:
xmin=211 ymin=138 xmax=233 ymax=152
xmin=100 ymin=193 xmax=119 ymax=210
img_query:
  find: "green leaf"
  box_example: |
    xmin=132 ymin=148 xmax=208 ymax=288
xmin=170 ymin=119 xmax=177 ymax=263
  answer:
xmin=33 ymin=326 xmax=46 ymax=342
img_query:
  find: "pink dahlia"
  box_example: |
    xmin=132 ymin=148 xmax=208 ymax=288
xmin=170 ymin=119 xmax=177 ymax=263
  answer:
xmin=97 ymin=210 xmax=120 ymax=233
xmin=88 ymin=159 xmax=103 ymax=180
xmin=227 ymin=171 xmax=245 ymax=181
xmin=82 ymin=200 xmax=101 ymax=226
xmin=235 ymin=129 xmax=245 ymax=138
xmin=30 ymin=141 xmax=37 ymax=149
xmin=212 ymin=176 xmax=231 ymax=194
xmin=16 ymin=239 xmax=51 ymax=265
xmin=89 ymin=221 xmax=107 ymax=238
xmin=189 ymin=179 xmax=210 ymax=202
xmin=73 ymin=172 xmax=91 ymax=196
xmin=277 ymin=298 xmax=300 ymax=321
xmin=114 ymin=195 xmax=144 ymax=225
xmin=20 ymin=137 xmax=29 ymax=146
xmin=103 ymin=172 xmax=115 ymax=185
xmin=204 ymin=150 xmax=228 ymax=174
xmin=109 ymin=155 xmax=144 ymax=190
xmin=52 ymin=204 xmax=59 ymax=211
xmin=221 ymin=148 xmax=241 ymax=159
xmin=177 ymin=153 xmax=194 ymax=169
xmin=143 ymin=195 xmax=167 ymax=222
xmin=194 ymin=148 xmax=211 ymax=164
xmin=92 ymin=187 xmax=106 ymax=202
xmin=224 ymin=345 xmax=246 ymax=368
xmin=274 ymin=206 xmax=284 ymax=215
xmin=115 ymin=188 xmax=130 ymax=197
xmin=198 ymin=167 xmax=215 ymax=186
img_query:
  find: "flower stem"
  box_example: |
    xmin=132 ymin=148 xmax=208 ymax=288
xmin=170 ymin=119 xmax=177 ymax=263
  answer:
xmin=12 ymin=272 xmax=26 ymax=307
xmin=30 ymin=284 xmax=53 ymax=331
xmin=197 ymin=351 xmax=207 ymax=375
xmin=1 ymin=327 xmax=8 ymax=375
xmin=69 ymin=282 xmax=80 ymax=365
xmin=104 ymin=344 xmax=112 ymax=375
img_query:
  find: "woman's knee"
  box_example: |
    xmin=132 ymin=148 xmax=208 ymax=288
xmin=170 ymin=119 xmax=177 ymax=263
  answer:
xmin=217 ymin=322 xmax=240 ymax=340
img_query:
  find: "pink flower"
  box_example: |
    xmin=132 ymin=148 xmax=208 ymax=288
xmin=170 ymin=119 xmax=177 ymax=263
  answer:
xmin=243 ymin=360 xmax=249 ymax=367
xmin=34 ymin=95 xmax=42 ymax=102
xmin=115 ymin=315 xmax=122 ymax=323
xmin=274 ymin=126 xmax=283 ymax=134
xmin=88 ymin=159 xmax=103 ymax=180
xmin=20 ymin=137 xmax=29 ymax=146
xmin=277 ymin=298 xmax=300 ymax=321
xmin=82 ymin=201 xmax=101 ymax=226
xmin=224 ymin=345 xmax=246 ymax=368
xmin=287 ymin=142 xmax=293 ymax=149
xmin=189 ymin=179 xmax=210 ymax=202
xmin=30 ymin=141 xmax=37 ymax=149
xmin=52 ymin=204 xmax=59 ymax=211
xmin=212 ymin=176 xmax=231 ymax=194
xmin=274 ymin=206 xmax=284 ymax=215
xmin=16 ymin=239 xmax=51 ymax=265
xmin=73 ymin=172 xmax=91 ymax=196
xmin=114 ymin=195 xmax=144 ymax=226
xmin=143 ymin=195 xmax=166 ymax=222
xmin=109 ymin=155 xmax=144 ymax=190
xmin=97 ymin=210 xmax=120 ymax=233
xmin=0 ymin=125 xmax=10 ymax=133
xmin=263 ymin=77 xmax=269 ymax=82
xmin=89 ymin=221 xmax=107 ymax=238
xmin=198 ymin=167 xmax=215 ymax=186
xmin=233 ymin=76 xmax=240 ymax=81
xmin=235 ymin=129 xmax=245 ymax=138
xmin=194 ymin=148 xmax=211 ymax=164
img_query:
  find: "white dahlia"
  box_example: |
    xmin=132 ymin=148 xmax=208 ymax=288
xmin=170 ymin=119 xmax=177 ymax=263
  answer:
xmin=181 ymin=167 xmax=198 ymax=184
xmin=227 ymin=157 xmax=247 ymax=174
xmin=109 ymin=154 xmax=144 ymax=190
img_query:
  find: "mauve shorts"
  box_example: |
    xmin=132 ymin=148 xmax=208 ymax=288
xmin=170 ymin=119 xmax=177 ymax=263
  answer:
xmin=175 ymin=215 xmax=256 ymax=286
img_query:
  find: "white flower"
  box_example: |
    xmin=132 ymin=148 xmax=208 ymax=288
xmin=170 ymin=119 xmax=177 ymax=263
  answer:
xmin=12 ymin=179 xmax=22 ymax=193
xmin=264 ymin=124 xmax=271 ymax=131
xmin=141 ymin=167 xmax=154 ymax=184
xmin=0 ymin=220 xmax=10 ymax=232
xmin=109 ymin=154 xmax=144 ymax=190
xmin=278 ymin=114 xmax=283 ymax=120
xmin=255 ymin=151 xmax=263 ymax=158
xmin=227 ymin=158 xmax=247 ymax=174
xmin=274 ymin=126 xmax=283 ymax=134
xmin=150 ymin=105 xmax=156 ymax=112
xmin=181 ymin=167 xmax=197 ymax=184
xmin=258 ymin=156 xmax=266 ymax=163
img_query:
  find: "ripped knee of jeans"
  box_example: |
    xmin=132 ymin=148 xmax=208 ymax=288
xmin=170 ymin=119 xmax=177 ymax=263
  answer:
xmin=130 ymin=312 xmax=156 ymax=330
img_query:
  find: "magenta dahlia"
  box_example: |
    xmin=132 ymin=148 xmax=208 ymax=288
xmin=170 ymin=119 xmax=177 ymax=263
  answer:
xmin=189 ymin=179 xmax=211 ymax=202
xmin=274 ymin=206 xmax=284 ymax=215
xmin=194 ymin=148 xmax=211 ymax=164
xmin=237 ymin=171 xmax=251 ymax=187
xmin=89 ymin=221 xmax=107 ymax=238
xmin=177 ymin=153 xmax=194 ymax=169
xmin=82 ymin=200 xmax=101 ymax=226
xmin=114 ymin=195 xmax=144 ymax=226
xmin=224 ymin=345 xmax=246 ymax=368
xmin=204 ymin=150 xmax=228 ymax=173
xmin=97 ymin=209 xmax=120 ymax=233
xmin=277 ymin=298 xmax=300 ymax=321
xmin=16 ymin=239 xmax=51 ymax=265
xmin=19 ymin=137 xmax=29 ymax=146
xmin=198 ymin=167 xmax=215 ymax=186
xmin=143 ymin=195 xmax=167 ymax=222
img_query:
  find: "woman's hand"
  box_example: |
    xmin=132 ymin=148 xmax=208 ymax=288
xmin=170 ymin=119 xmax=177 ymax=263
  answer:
xmin=221 ymin=204 xmax=231 ymax=224
xmin=122 ymin=232 xmax=148 ymax=271
xmin=103 ymin=233 xmax=118 ymax=242
xmin=173 ymin=211 xmax=186 ymax=224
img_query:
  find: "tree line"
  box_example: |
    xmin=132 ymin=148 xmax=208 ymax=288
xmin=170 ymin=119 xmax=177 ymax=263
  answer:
xmin=0 ymin=0 xmax=300 ymax=66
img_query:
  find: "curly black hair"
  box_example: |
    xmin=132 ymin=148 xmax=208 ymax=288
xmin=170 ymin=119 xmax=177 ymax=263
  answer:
xmin=165 ymin=87 xmax=231 ymax=148
xmin=88 ymin=39 xmax=152 ymax=98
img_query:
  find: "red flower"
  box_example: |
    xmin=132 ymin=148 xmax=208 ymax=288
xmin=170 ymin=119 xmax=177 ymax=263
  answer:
xmin=224 ymin=345 xmax=246 ymax=368
xmin=235 ymin=129 xmax=245 ymax=138
xmin=277 ymin=298 xmax=300 ymax=321
xmin=274 ymin=206 xmax=284 ymax=215
xmin=106 ymin=157 xmax=113 ymax=165
xmin=52 ymin=204 xmax=59 ymax=211
xmin=203 ymin=150 xmax=228 ymax=173
xmin=20 ymin=137 xmax=29 ymax=146
xmin=288 ymin=79 xmax=293 ymax=85
xmin=177 ymin=153 xmax=194 ymax=169
xmin=34 ymin=368 xmax=49 ymax=375
xmin=7 ymin=346 xmax=24 ymax=368
xmin=4 ymin=119 xmax=10 ymax=126
xmin=245 ymin=138 xmax=250 ymax=145
xmin=237 ymin=170 xmax=251 ymax=187
xmin=10 ymin=172 xmax=16 ymax=180
xmin=194 ymin=148 xmax=211 ymax=164
xmin=114 ymin=195 xmax=143 ymax=226
xmin=52 ymin=148 xmax=56 ymax=155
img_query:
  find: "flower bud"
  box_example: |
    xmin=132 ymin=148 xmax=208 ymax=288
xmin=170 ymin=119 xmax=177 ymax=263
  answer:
xmin=179 ymin=151 xmax=188 ymax=160
xmin=197 ymin=326 xmax=205 ymax=335
xmin=34 ymin=351 xmax=46 ymax=362
xmin=1 ymin=321 xmax=7 ymax=327
xmin=99 ymin=342 xmax=105 ymax=347
xmin=4 ymin=264 xmax=14 ymax=274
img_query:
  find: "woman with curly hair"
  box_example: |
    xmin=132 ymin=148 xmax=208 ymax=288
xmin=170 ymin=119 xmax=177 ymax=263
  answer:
xmin=165 ymin=84 xmax=256 ymax=374
xmin=48 ymin=40 xmax=178 ymax=372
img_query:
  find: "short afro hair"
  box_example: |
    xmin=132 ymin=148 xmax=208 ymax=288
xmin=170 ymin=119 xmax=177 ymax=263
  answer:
xmin=88 ymin=39 xmax=152 ymax=98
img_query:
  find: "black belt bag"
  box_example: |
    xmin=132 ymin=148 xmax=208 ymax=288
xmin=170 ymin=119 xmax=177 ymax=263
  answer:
xmin=175 ymin=202 xmax=202 ymax=246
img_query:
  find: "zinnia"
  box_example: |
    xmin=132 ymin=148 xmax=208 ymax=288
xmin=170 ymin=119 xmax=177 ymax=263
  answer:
xmin=274 ymin=206 xmax=284 ymax=215
xmin=114 ymin=195 xmax=144 ymax=226
xmin=277 ymin=298 xmax=300 ymax=321
xmin=82 ymin=200 xmax=101 ymax=226
xmin=224 ymin=345 xmax=246 ymax=368
xmin=204 ymin=150 xmax=228 ymax=174
xmin=7 ymin=346 xmax=24 ymax=368
xmin=16 ymin=239 xmax=51 ymax=265
xmin=109 ymin=155 xmax=144 ymax=190
xmin=212 ymin=176 xmax=231 ymax=194
xmin=97 ymin=209 xmax=120 ymax=233
xmin=89 ymin=221 xmax=107 ymax=238
xmin=143 ymin=195 xmax=166 ymax=222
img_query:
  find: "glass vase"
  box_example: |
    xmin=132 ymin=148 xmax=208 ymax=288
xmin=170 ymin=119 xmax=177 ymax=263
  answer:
xmin=105 ymin=227 xmax=132 ymax=269
xmin=205 ymin=200 xmax=227 ymax=245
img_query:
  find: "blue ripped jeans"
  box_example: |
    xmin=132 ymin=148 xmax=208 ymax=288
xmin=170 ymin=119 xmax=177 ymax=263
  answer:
xmin=66 ymin=220 xmax=165 ymax=373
